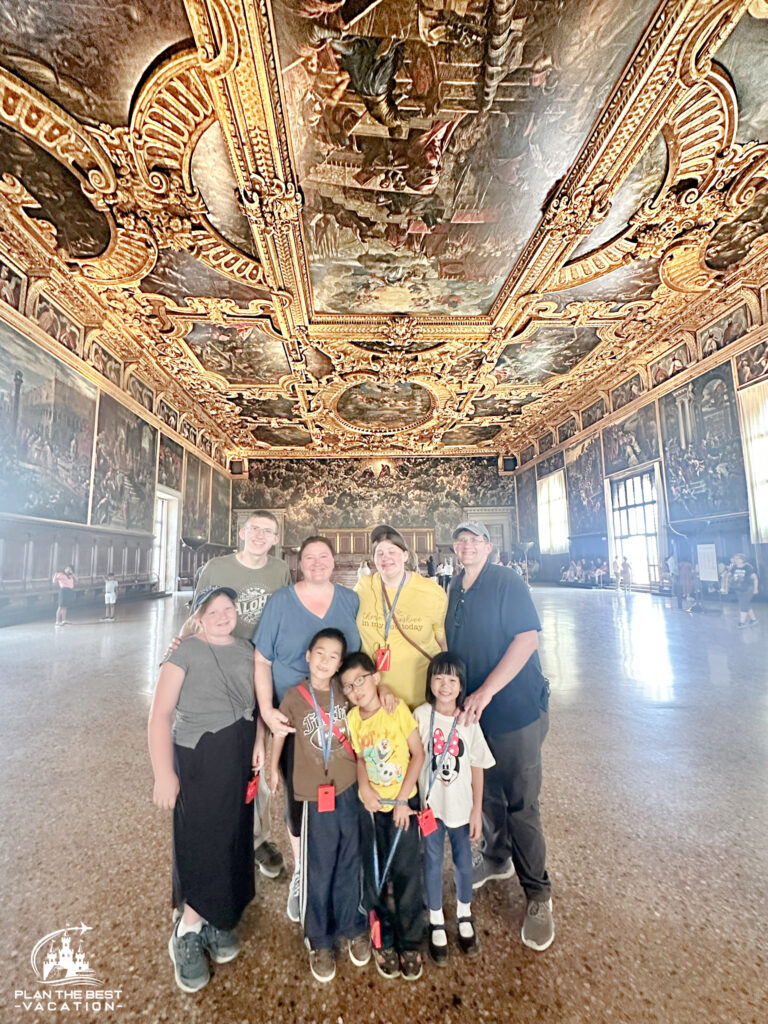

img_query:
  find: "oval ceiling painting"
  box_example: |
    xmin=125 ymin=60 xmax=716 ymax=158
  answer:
xmin=336 ymin=382 xmax=433 ymax=429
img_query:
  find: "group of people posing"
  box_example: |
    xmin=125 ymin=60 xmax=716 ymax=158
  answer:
xmin=148 ymin=513 xmax=554 ymax=993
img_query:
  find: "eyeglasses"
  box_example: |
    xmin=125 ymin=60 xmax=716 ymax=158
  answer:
xmin=244 ymin=526 xmax=277 ymax=537
xmin=454 ymin=536 xmax=485 ymax=547
xmin=342 ymin=673 xmax=373 ymax=695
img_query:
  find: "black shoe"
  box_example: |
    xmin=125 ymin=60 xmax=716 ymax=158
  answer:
xmin=254 ymin=840 xmax=285 ymax=879
xmin=457 ymin=915 xmax=479 ymax=957
xmin=428 ymin=924 xmax=449 ymax=966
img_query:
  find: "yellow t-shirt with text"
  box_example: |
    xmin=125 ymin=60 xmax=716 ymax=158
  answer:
xmin=355 ymin=572 xmax=447 ymax=709
xmin=347 ymin=700 xmax=419 ymax=807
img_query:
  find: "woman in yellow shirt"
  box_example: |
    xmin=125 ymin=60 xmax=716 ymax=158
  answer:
xmin=355 ymin=525 xmax=448 ymax=709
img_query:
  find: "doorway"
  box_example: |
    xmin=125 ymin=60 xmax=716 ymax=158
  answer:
xmin=609 ymin=469 xmax=661 ymax=586
xmin=152 ymin=490 xmax=180 ymax=593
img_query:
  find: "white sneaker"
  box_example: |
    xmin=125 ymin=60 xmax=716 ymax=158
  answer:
xmin=286 ymin=862 xmax=301 ymax=922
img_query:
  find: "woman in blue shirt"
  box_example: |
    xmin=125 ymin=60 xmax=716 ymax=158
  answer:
xmin=253 ymin=535 xmax=360 ymax=923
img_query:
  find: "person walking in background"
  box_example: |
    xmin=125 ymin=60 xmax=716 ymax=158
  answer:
xmin=53 ymin=565 xmax=76 ymax=627
xmin=102 ymin=572 xmax=118 ymax=621
xmin=426 ymin=554 xmax=436 ymax=581
xmin=620 ymin=557 xmax=632 ymax=594
xmin=727 ymin=553 xmax=759 ymax=628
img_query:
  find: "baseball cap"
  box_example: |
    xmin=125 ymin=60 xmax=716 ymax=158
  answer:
xmin=370 ymin=524 xmax=409 ymax=552
xmin=193 ymin=585 xmax=238 ymax=612
xmin=452 ymin=521 xmax=491 ymax=542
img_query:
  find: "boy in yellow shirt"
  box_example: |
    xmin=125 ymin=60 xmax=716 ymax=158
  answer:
xmin=342 ymin=652 xmax=425 ymax=981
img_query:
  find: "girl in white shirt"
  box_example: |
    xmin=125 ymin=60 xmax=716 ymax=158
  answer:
xmin=414 ymin=653 xmax=495 ymax=966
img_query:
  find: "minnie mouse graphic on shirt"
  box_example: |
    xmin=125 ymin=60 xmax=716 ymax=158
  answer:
xmin=430 ymin=726 xmax=465 ymax=786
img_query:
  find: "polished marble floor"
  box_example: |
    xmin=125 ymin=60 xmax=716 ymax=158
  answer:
xmin=0 ymin=587 xmax=765 ymax=1024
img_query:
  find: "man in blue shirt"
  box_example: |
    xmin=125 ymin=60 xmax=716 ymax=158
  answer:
xmin=446 ymin=521 xmax=554 ymax=951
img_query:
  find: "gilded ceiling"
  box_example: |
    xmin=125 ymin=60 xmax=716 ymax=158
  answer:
xmin=1 ymin=0 xmax=768 ymax=461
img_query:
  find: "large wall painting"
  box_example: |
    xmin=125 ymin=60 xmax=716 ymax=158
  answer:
xmin=0 ymin=256 xmax=24 ymax=311
xmin=158 ymin=434 xmax=184 ymax=492
xmin=736 ymin=338 xmax=768 ymax=386
xmin=182 ymin=452 xmax=211 ymax=544
xmin=602 ymin=403 xmax=659 ymax=476
xmin=234 ymin=457 xmax=516 ymax=546
xmin=91 ymin=393 xmax=157 ymax=533
xmin=516 ymin=466 xmax=538 ymax=545
xmin=659 ymin=365 xmax=749 ymax=522
xmin=0 ymin=320 xmax=96 ymax=523
xmin=565 ymin=435 xmax=607 ymax=537
xmin=274 ymin=0 xmax=658 ymax=315
xmin=210 ymin=470 xmax=232 ymax=547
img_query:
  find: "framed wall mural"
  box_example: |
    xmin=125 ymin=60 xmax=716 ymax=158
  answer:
xmin=158 ymin=433 xmax=184 ymax=492
xmin=91 ymin=393 xmax=157 ymax=533
xmin=558 ymin=417 xmax=578 ymax=445
xmin=659 ymin=365 xmax=749 ymax=521
xmin=515 ymin=466 xmax=539 ymax=545
xmin=698 ymin=304 xmax=751 ymax=358
xmin=610 ymin=373 xmax=644 ymax=412
xmin=581 ymin=397 xmax=606 ymax=429
xmin=736 ymin=336 xmax=768 ymax=386
xmin=182 ymin=451 xmax=211 ymax=544
xmin=536 ymin=450 xmax=565 ymax=478
xmin=519 ymin=444 xmax=536 ymax=466
xmin=210 ymin=469 xmax=232 ymax=546
xmin=0 ymin=255 xmax=24 ymax=311
xmin=157 ymin=399 xmax=178 ymax=431
xmin=91 ymin=341 xmax=122 ymax=386
xmin=234 ymin=456 xmax=516 ymax=546
xmin=565 ymin=435 xmax=607 ymax=537
xmin=180 ymin=419 xmax=197 ymax=444
xmin=126 ymin=374 xmax=155 ymax=412
xmin=538 ymin=431 xmax=554 ymax=454
xmin=33 ymin=295 xmax=81 ymax=354
xmin=650 ymin=342 xmax=690 ymax=387
xmin=602 ymin=403 xmax=660 ymax=476
xmin=0 ymin=320 xmax=96 ymax=523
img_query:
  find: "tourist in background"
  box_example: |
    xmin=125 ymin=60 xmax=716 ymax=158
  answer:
xmin=726 ymin=553 xmax=758 ymax=628
xmin=53 ymin=565 xmax=76 ymax=627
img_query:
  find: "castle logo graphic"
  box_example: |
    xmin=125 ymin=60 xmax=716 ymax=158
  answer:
xmin=30 ymin=924 xmax=101 ymax=988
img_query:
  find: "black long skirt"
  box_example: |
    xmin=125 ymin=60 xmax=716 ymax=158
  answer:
xmin=172 ymin=716 xmax=256 ymax=930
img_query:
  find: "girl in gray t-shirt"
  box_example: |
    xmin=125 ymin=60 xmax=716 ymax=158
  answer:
xmin=148 ymin=586 xmax=264 ymax=994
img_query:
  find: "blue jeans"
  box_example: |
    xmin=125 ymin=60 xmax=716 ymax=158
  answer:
xmin=423 ymin=820 xmax=473 ymax=910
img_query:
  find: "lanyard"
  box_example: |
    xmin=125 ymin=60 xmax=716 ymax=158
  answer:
xmin=308 ymin=683 xmax=335 ymax=772
xmin=370 ymin=814 xmax=404 ymax=897
xmin=380 ymin=572 xmax=407 ymax=643
xmin=425 ymin=708 xmax=458 ymax=802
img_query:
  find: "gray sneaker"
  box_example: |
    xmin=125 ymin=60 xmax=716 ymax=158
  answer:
xmin=286 ymin=862 xmax=301 ymax=922
xmin=309 ymin=946 xmax=336 ymax=983
xmin=201 ymin=922 xmax=240 ymax=963
xmin=472 ymin=850 xmax=516 ymax=890
xmin=254 ymin=840 xmax=285 ymax=879
xmin=521 ymin=897 xmax=555 ymax=951
xmin=348 ymin=932 xmax=371 ymax=967
xmin=168 ymin=924 xmax=210 ymax=993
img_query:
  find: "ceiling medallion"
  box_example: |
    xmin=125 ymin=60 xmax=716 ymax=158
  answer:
xmin=334 ymin=380 xmax=435 ymax=433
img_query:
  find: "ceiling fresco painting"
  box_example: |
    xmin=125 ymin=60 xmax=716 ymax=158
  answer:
xmin=1 ymin=2 xmax=768 ymax=463
xmin=184 ymin=323 xmax=292 ymax=384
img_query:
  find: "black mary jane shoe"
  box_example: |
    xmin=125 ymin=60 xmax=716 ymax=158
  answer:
xmin=428 ymin=924 xmax=449 ymax=966
xmin=457 ymin=916 xmax=479 ymax=957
